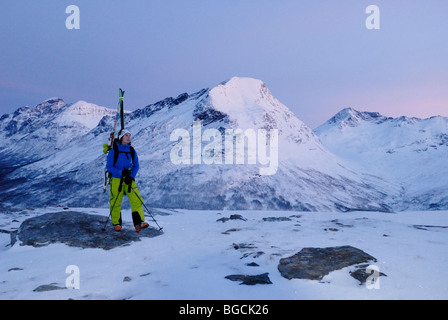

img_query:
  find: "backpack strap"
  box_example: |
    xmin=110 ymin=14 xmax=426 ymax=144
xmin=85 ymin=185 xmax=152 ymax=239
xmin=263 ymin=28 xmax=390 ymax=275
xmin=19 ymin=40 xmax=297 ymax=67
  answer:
xmin=112 ymin=141 xmax=135 ymax=167
xmin=113 ymin=140 xmax=119 ymax=166
xmin=130 ymin=146 xmax=135 ymax=162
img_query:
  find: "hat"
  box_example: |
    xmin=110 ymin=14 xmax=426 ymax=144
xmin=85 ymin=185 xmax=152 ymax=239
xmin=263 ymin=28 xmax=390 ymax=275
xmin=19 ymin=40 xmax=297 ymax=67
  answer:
xmin=119 ymin=129 xmax=131 ymax=140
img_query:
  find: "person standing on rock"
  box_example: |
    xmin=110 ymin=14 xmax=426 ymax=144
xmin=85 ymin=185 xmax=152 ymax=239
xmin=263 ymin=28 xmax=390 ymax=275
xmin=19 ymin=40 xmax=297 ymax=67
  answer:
xmin=106 ymin=129 xmax=149 ymax=232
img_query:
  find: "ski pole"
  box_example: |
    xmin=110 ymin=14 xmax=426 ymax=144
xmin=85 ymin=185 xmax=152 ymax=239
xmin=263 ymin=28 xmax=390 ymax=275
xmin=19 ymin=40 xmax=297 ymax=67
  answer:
xmin=129 ymin=185 xmax=163 ymax=231
xmin=102 ymin=189 xmax=121 ymax=232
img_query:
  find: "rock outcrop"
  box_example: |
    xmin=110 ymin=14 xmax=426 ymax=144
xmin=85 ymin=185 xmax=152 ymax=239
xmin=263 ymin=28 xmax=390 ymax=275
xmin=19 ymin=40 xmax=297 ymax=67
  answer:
xmin=278 ymin=245 xmax=377 ymax=280
xmin=16 ymin=211 xmax=163 ymax=250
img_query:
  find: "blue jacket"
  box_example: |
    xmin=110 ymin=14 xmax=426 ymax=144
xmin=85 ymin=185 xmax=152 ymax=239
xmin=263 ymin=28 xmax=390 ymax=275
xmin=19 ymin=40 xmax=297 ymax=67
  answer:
xmin=106 ymin=142 xmax=139 ymax=179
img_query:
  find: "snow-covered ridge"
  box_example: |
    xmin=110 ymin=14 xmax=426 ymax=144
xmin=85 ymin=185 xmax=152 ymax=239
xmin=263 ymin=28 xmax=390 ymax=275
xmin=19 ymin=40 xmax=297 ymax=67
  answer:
xmin=0 ymin=98 xmax=116 ymax=138
xmin=54 ymin=100 xmax=117 ymax=129
xmin=316 ymin=107 xmax=446 ymax=132
xmin=319 ymin=107 xmax=390 ymax=129
xmin=315 ymin=108 xmax=448 ymax=211
xmin=0 ymin=98 xmax=117 ymax=170
xmin=315 ymin=107 xmax=448 ymax=156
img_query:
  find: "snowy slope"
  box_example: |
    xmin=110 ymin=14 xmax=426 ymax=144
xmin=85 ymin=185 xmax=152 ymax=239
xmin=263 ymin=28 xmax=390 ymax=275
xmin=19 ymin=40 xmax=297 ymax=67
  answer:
xmin=315 ymin=108 xmax=448 ymax=210
xmin=0 ymin=207 xmax=447 ymax=300
xmin=54 ymin=100 xmax=119 ymax=129
xmin=0 ymin=77 xmax=399 ymax=211
xmin=0 ymin=98 xmax=116 ymax=172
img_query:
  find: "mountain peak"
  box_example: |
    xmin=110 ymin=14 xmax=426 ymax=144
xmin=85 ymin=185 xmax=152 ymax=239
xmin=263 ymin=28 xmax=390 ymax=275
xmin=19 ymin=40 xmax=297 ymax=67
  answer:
xmin=219 ymin=76 xmax=265 ymax=88
xmin=324 ymin=107 xmax=389 ymax=128
xmin=54 ymin=100 xmax=116 ymax=130
xmin=213 ymin=77 xmax=268 ymax=101
xmin=35 ymin=97 xmax=66 ymax=111
xmin=207 ymin=76 xmax=287 ymax=128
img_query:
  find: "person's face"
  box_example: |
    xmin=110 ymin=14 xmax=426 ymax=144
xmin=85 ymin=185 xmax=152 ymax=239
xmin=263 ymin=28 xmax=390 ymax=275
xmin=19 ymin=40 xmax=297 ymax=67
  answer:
xmin=122 ymin=133 xmax=131 ymax=144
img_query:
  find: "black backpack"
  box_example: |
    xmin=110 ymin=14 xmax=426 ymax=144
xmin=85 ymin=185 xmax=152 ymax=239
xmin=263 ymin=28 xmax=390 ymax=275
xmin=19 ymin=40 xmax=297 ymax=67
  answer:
xmin=112 ymin=139 xmax=135 ymax=167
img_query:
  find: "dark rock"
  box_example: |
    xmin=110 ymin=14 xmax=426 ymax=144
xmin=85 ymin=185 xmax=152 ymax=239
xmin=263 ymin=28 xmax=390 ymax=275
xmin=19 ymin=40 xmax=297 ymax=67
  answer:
xmin=349 ymin=264 xmax=387 ymax=284
xmin=230 ymin=214 xmax=247 ymax=221
xmin=193 ymin=107 xmax=228 ymax=126
xmin=241 ymin=251 xmax=264 ymax=259
xmin=140 ymin=272 xmax=151 ymax=277
xmin=217 ymin=214 xmax=247 ymax=223
xmin=17 ymin=211 xmax=163 ymax=250
xmin=278 ymin=245 xmax=377 ymax=280
xmin=8 ymin=267 xmax=24 ymax=272
xmin=412 ymin=225 xmax=448 ymax=231
xmin=233 ymin=242 xmax=256 ymax=250
xmin=262 ymin=217 xmax=291 ymax=222
xmin=173 ymin=93 xmax=189 ymax=105
xmin=331 ymin=219 xmax=354 ymax=228
xmin=33 ymin=284 xmax=66 ymax=292
xmin=221 ymin=228 xmax=241 ymax=235
xmin=225 ymin=273 xmax=272 ymax=285
xmin=246 ymin=262 xmax=259 ymax=267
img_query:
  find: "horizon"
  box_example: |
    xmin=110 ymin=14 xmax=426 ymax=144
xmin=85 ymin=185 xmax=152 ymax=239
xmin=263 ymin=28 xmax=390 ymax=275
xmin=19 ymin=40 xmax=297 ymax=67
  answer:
xmin=1 ymin=1 xmax=447 ymax=128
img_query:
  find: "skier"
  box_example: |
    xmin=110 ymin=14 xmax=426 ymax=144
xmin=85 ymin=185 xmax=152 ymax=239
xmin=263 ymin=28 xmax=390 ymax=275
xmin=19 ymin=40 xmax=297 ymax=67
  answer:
xmin=106 ymin=129 xmax=149 ymax=232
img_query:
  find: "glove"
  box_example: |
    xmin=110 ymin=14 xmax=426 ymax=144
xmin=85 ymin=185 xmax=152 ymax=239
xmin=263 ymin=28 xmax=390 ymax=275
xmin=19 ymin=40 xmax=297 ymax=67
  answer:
xmin=122 ymin=169 xmax=132 ymax=177
xmin=124 ymin=176 xmax=134 ymax=185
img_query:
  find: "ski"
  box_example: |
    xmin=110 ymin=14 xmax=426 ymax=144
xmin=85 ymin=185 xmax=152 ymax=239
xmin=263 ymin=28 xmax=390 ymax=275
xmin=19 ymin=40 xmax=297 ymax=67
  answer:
xmin=103 ymin=88 xmax=125 ymax=192
xmin=119 ymin=88 xmax=125 ymax=132
xmin=103 ymin=88 xmax=125 ymax=154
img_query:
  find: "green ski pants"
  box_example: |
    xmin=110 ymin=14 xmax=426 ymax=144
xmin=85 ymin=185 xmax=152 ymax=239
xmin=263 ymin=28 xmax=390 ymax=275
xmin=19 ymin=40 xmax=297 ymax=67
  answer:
xmin=109 ymin=177 xmax=145 ymax=226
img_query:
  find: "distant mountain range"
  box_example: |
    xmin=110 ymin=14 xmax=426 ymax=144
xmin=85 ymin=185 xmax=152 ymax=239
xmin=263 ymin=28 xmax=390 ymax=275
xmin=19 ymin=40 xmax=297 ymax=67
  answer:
xmin=315 ymin=107 xmax=448 ymax=210
xmin=1 ymin=77 xmax=446 ymax=211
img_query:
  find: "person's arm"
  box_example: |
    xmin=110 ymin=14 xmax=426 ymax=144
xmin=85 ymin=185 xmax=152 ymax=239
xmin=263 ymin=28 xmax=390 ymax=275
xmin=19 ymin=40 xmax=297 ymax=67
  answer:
xmin=106 ymin=148 xmax=122 ymax=177
xmin=130 ymin=150 xmax=139 ymax=178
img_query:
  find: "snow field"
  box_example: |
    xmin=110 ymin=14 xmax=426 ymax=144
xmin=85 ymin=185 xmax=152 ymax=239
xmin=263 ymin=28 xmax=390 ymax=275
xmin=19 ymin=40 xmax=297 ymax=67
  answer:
xmin=0 ymin=208 xmax=447 ymax=300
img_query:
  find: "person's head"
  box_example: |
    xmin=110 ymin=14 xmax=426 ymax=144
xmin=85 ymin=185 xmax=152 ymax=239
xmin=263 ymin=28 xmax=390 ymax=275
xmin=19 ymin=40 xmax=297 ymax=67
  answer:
xmin=118 ymin=129 xmax=131 ymax=145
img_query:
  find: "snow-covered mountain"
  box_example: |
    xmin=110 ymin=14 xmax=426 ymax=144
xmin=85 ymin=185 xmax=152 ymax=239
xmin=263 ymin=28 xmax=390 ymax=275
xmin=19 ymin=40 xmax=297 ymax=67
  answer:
xmin=0 ymin=77 xmax=414 ymax=211
xmin=314 ymin=107 xmax=448 ymax=211
xmin=0 ymin=98 xmax=117 ymax=172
